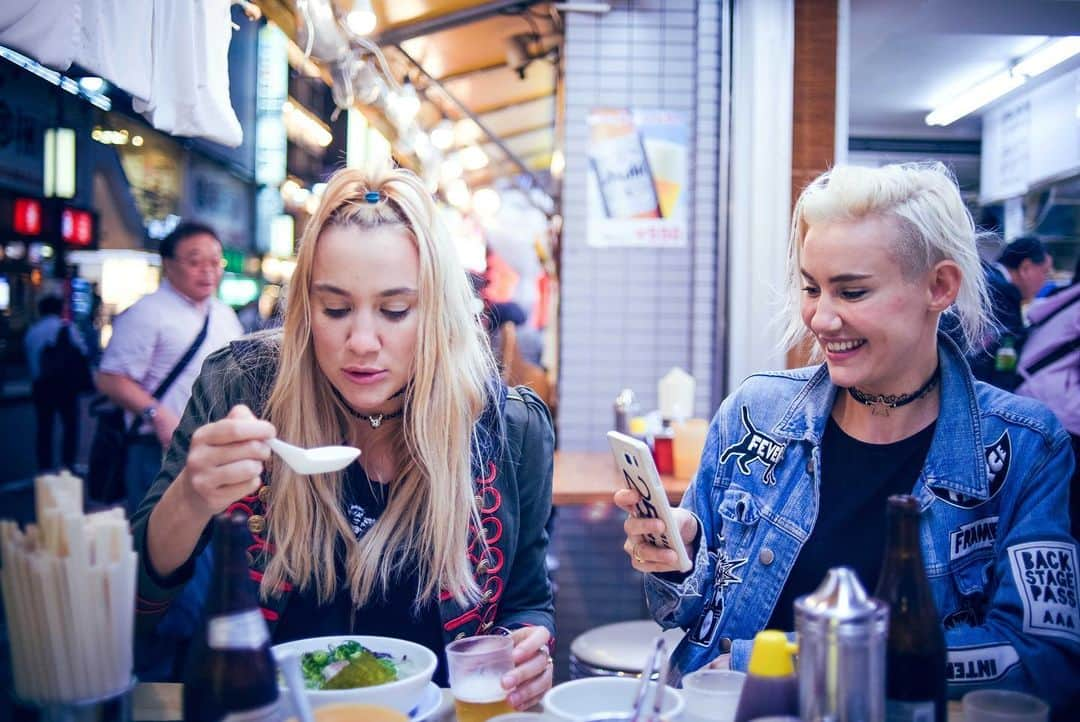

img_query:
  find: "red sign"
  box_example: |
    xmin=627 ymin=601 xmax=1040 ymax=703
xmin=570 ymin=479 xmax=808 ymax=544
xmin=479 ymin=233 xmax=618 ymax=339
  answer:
xmin=13 ymin=198 xmax=42 ymax=236
xmin=61 ymin=208 xmax=94 ymax=247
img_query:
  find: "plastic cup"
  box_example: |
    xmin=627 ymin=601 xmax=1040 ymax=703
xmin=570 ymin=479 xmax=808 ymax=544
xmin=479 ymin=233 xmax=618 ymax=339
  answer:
xmin=681 ymin=669 xmax=746 ymax=722
xmin=447 ymin=635 xmax=516 ymax=722
xmin=962 ymin=690 xmax=1049 ymax=722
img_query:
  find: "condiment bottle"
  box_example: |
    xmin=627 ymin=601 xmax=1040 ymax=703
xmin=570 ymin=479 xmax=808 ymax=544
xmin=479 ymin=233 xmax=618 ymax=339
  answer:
xmin=731 ymin=630 xmax=799 ymax=722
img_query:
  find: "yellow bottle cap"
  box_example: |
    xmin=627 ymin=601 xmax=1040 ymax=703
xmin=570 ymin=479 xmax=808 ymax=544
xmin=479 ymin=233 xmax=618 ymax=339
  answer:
xmin=746 ymin=630 xmax=798 ymax=677
xmin=629 ymin=417 xmax=648 ymax=436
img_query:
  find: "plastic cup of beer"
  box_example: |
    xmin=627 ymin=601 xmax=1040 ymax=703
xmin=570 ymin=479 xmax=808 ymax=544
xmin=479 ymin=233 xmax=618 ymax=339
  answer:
xmin=962 ymin=690 xmax=1049 ymax=722
xmin=447 ymin=635 xmax=516 ymax=722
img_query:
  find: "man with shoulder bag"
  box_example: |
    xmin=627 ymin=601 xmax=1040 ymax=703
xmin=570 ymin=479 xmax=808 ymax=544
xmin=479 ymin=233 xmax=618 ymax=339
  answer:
xmin=94 ymin=221 xmax=242 ymax=681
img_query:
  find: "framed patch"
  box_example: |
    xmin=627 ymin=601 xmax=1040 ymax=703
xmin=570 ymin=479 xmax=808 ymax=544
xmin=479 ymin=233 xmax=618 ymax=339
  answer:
xmin=950 ymin=516 xmax=999 ymax=561
xmin=932 ymin=431 xmax=1010 ymax=508
xmin=946 ymin=644 xmax=1020 ymax=684
xmin=1008 ymin=541 xmax=1080 ymax=642
xmin=719 ymin=406 xmax=786 ymax=485
xmin=688 ymin=544 xmax=748 ymax=647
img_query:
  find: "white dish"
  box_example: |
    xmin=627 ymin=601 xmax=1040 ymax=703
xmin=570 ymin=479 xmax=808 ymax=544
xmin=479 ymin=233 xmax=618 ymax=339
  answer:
xmin=410 ymin=682 xmax=444 ymax=721
xmin=272 ymin=635 xmax=437 ymax=715
xmin=543 ymin=676 xmax=684 ymax=721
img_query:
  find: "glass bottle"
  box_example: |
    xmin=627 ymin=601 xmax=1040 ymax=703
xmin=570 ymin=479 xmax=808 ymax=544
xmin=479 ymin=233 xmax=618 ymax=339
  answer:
xmin=874 ymin=495 xmax=946 ymax=722
xmin=995 ymin=335 xmax=1018 ymax=373
xmin=183 ymin=513 xmax=282 ymax=721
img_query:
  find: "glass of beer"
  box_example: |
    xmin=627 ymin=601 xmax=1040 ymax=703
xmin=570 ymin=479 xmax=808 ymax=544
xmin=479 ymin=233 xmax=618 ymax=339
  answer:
xmin=446 ymin=635 xmax=516 ymax=722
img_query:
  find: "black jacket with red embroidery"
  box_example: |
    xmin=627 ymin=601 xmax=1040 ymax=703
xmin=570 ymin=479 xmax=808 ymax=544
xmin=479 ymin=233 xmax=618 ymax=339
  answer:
xmin=131 ymin=333 xmax=555 ymax=647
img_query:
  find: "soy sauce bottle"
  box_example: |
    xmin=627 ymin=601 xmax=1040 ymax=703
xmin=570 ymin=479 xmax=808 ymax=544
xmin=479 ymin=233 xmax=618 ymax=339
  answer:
xmin=875 ymin=495 xmax=946 ymax=722
xmin=183 ymin=513 xmax=283 ymax=721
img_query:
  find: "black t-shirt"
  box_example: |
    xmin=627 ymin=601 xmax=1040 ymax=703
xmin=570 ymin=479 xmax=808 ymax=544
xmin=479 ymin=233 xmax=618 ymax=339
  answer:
xmin=766 ymin=416 xmax=936 ymax=630
xmin=273 ymin=464 xmax=449 ymax=686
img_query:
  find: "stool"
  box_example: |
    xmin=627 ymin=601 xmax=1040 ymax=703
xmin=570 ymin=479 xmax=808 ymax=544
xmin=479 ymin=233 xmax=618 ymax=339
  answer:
xmin=569 ymin=620 xmax=684 ymax=679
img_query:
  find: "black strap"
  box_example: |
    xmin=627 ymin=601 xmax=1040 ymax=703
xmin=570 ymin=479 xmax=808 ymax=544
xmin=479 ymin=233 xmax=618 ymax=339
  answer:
xmin=152 ymin=312 xmax=211 ymax=399
xmin=1025 ymin=336 xmax=1080 ymax=375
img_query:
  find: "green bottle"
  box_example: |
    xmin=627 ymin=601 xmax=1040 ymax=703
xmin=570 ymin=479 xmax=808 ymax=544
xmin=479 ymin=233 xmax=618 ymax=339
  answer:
xmin=995 ymin=335 xmax=1017 ymax=373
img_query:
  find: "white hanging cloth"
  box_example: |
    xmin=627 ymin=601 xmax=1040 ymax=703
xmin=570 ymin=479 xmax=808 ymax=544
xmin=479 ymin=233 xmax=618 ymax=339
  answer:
xmin=76 ymin=0 xmax=153 ymax=103
xmin=134 ymin=0 xmax=242 ymax=147
xmin=0 ymin=0 xmax=80 ymax=71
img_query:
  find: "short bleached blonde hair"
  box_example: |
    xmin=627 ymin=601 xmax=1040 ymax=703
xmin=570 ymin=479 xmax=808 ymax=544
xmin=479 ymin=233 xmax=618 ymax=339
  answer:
xmin=781 ymin=161 xmax=991 ymax=354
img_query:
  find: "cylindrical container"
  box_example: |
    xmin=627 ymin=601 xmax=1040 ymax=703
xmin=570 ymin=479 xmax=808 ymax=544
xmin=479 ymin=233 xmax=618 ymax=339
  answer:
xmin=795 ymin=567 xmax=889 ymax=722
xmin=14 ymin=679 xmax=135 ymax=722
xmin=613 ymin=389 xmax=637 ymax=435
xmin=652 ymin=423 xmax=675 ymax=475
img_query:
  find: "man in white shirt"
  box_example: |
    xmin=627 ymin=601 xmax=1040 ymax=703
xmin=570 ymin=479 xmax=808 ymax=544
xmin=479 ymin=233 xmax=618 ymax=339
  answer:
xmin=97 ymin=221 xmax=243 ymax=680
xmin=98 ymin=222 xmax=243 ymax=510
xmin=24 ymin=294 xmax=89 ymax=471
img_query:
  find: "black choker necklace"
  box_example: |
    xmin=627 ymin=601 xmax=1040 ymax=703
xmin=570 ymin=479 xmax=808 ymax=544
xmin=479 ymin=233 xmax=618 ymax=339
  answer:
xmin=343 ymin=406 xmax=403 ymax=429
xmin=332 ymin=388 xmax=404 ymax=429
xmin=847 ymin=367 xmax=940 ymax=417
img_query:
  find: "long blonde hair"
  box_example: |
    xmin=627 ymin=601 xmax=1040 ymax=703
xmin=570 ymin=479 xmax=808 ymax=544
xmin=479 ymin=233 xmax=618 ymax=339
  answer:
xmin=781 ymin=161 xmax=991 ymax=355
xmin=260 ymin=163 xmax=497 ymax=608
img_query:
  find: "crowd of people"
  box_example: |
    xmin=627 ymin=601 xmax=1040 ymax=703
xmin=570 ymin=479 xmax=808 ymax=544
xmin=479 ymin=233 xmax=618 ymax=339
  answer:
xmin=18 ymin=160 xmax=1080 ymax=712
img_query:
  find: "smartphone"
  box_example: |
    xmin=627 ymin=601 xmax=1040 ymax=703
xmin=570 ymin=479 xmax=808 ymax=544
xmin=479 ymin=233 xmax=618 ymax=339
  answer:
xmin=607 ymin=430 xmax=693 ymax=572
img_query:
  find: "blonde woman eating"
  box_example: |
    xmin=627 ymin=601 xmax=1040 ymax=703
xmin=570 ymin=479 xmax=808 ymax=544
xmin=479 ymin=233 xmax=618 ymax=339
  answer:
xmin=132 ymin=164 xmax=556 ymax=709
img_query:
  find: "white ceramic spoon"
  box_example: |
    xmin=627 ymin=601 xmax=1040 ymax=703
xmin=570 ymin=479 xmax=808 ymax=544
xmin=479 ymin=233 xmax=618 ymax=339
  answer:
xmin=267 ymin=438 xmax=360 ymax=475
xmin=275 ymin=650 xmax=316 ymax=722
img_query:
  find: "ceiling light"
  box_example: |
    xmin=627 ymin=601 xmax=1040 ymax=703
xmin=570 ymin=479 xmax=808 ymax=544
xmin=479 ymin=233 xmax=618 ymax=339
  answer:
xmin=431 ymin=120 xmax=455 ymax=150
xmin=447 ymin=179 xmax=471 ymax=211
xmin=926 ymin=36 xmax=1080 ymax=127
xmin=459 ymin=146 xmax=489 ymax=171
xmin=454 ymin=119 xmax=481 ymax=146
xmin=440 ymin=156 xmax=464 ymax=182
xmin=345 ymin=0 xmax=377 ymax=36
xmin=78 ymin=76 xmax=104 ymax=93
xmin=473 ymin=188 xmax=501 ymax=218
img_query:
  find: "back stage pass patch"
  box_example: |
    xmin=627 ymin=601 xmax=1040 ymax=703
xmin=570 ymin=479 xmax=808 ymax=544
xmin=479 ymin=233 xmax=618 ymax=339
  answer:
xmin=1008 ymin=541 xmax=1080 ymax=643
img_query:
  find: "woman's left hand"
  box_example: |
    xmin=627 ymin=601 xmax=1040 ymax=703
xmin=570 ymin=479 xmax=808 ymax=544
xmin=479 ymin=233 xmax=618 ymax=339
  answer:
xmin=500 ymin=626 xmax=554 ymax=710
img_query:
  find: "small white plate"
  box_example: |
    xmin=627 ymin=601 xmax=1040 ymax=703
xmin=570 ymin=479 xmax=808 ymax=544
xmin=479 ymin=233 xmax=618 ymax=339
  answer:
xmin=410 ymin=682 xmax=443 ymax=721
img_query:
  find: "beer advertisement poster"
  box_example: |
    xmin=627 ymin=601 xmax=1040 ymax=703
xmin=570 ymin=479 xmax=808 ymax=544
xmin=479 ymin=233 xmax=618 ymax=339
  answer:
xmin=586 ymin=108 xmax=688 ymax=248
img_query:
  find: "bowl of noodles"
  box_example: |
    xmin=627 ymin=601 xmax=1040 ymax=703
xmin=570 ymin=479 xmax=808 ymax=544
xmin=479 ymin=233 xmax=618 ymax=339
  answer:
xmin=273 ymin=635 xmax=438 ymax=714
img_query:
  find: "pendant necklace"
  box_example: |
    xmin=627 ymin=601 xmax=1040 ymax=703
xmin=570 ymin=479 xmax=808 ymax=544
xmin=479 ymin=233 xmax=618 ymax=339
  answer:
xmin=847 ymin=367 xmax=940 ymax=417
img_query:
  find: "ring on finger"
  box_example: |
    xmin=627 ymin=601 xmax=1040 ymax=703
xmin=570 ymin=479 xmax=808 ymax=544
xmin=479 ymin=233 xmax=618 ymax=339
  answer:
xmin=632 ymin=541 xmax=644 ymax=564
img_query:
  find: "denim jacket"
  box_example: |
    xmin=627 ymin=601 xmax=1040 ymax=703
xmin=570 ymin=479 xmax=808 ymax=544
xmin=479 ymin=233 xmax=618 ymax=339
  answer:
xmin=646 ymin=333 xmax=1079 ymax=707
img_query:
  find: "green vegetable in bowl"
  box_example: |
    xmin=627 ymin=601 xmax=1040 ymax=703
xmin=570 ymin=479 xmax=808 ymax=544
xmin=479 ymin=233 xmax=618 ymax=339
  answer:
xmin=298 ymin=641 xmax=402 ymax=690
xmin=323 ymin=649 xmax=397 ymax=689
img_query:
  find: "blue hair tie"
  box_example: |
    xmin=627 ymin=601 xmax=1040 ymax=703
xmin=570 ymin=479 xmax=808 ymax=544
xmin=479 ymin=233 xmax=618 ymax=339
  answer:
xmin=364 ymin=191 xmax=380 ymax=204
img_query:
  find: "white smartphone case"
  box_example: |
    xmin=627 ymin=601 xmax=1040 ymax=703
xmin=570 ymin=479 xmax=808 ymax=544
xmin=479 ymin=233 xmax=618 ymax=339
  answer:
xmin=607 ymin=431 xmax=693 ymax=572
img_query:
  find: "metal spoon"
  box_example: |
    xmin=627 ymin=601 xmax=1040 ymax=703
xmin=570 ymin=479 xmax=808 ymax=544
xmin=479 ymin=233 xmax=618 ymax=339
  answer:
xmin=268 ymin=437 xmax=360 ymax=475
xmin=275 ymin=650 xmax=316 ymax=722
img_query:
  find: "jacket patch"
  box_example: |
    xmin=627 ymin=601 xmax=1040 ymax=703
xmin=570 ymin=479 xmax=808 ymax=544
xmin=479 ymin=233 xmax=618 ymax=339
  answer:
xmin=688 ymin=544 xmax=747 ymax=647
xmin=1008 ymin=541 xmax=1080 ymax=642
xmin=942 ymin=604 xmax=980 ymax=630
xmin=950 ymin=517 xmax=998 ymax=561
xmin=946 ymin=644 xmax=1020 ymax=684
xmin=932 ymin=431 xmax=1010 ymax=508
xmin=719 ymin=406 xmax=786 ymax=485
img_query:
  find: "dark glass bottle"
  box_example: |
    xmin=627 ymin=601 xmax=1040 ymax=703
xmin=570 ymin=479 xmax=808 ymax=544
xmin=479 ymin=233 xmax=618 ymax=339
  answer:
xmin=183 ymin=513 xmax=282 ymax=721
xmin=875 ymin=495 xmax=946 ymax=722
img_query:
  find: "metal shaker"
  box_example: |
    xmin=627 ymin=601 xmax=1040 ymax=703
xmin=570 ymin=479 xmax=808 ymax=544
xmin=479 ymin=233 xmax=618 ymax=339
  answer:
xmin=794 ymin=567 xmax=889 ymax=722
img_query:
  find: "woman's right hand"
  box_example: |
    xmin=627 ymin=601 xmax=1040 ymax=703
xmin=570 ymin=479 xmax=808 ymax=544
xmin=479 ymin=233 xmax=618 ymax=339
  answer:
xmin=178 ymin=404 xmax=276 ymax=519
xmin=614 ymin=488 xmax=698 ymax=573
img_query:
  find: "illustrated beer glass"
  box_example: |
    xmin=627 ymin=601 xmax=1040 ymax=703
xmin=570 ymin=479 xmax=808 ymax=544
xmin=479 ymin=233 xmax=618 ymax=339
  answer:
xmin=446 ymin=635 xmax=515 ymax=722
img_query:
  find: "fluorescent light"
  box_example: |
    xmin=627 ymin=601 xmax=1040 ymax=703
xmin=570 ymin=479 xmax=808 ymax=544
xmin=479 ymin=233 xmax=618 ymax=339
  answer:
xmin=1012 ymin=36 xmax=1080 ymax=78
xmin=926 ymin=36 xmax=1080 ymax=127
xmin=282 ymin=97 xmax=333 ymax=148
xmin=44 ymin=128 xmax=76 ymax=198
xmin=79 ymin=76 xmax=104 ymax=93
xmin=926 ymin=71 xmax=1024 ymax=127
xmin=550 ymin=149 xmax=565 ymax=178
